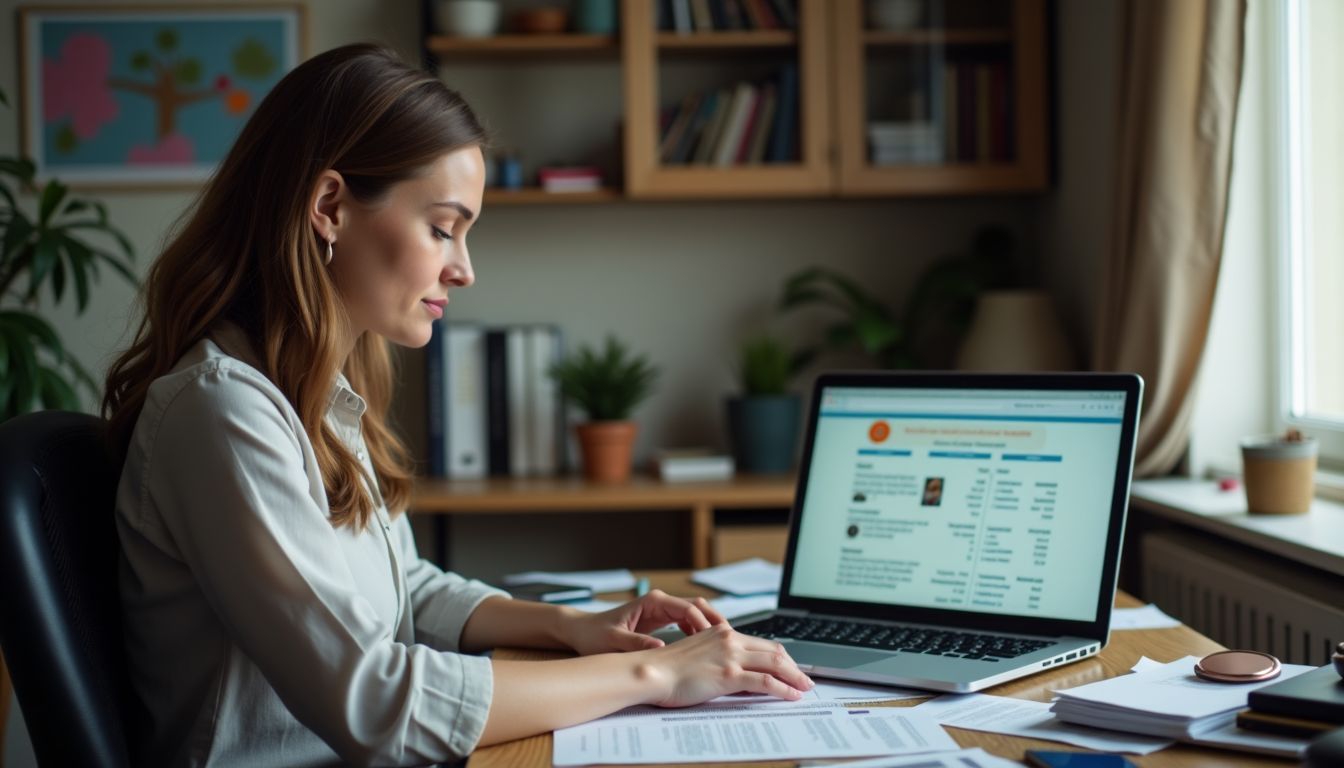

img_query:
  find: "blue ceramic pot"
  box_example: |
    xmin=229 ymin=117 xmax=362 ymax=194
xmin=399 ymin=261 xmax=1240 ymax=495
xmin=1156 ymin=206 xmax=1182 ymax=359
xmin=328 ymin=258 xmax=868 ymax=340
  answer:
xmin=726 ymin=395 xmax=800 ymax=474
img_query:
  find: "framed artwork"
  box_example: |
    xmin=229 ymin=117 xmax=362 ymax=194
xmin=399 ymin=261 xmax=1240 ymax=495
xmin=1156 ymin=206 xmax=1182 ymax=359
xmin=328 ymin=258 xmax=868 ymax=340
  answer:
xmin=17 ymin=4 xmax=305 ymax=186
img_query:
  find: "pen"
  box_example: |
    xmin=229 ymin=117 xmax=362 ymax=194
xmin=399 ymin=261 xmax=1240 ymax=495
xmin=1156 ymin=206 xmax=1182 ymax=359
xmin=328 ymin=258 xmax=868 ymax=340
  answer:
xmin=635 ymin=577 xmax=650 ymax=597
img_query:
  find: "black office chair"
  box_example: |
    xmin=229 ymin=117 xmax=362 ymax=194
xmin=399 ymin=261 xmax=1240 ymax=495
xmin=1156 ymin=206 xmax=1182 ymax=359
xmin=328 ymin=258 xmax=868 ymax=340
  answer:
xmin=0 ymin=410 xmax=136 ymax=768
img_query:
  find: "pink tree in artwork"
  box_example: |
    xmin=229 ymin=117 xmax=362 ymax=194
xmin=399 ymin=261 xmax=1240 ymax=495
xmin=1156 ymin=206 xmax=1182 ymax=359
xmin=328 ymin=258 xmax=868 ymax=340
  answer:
xmin=42 ymin=33 xmax=119 ymax=141
xmin=42 ymin=27 xmax=271 ymax=164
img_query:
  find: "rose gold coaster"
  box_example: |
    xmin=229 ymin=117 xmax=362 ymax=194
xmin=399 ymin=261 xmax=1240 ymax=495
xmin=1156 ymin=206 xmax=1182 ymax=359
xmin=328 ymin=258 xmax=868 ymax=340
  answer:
xmin=1194 ymin=650 xmax=1282 ymax=683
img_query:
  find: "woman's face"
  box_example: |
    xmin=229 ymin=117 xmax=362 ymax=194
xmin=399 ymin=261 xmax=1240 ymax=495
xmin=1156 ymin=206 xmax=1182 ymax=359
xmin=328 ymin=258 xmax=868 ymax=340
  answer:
xmin=325 ymin=145 xmax=485 ymax=349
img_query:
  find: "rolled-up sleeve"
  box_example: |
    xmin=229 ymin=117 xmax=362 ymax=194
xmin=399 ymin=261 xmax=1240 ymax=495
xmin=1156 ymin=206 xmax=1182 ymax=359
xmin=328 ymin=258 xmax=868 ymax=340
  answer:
xmin=394 ymin=517 xmax=510 ymax=651
xmin=145 ymin=363 xmax=493 ymax=765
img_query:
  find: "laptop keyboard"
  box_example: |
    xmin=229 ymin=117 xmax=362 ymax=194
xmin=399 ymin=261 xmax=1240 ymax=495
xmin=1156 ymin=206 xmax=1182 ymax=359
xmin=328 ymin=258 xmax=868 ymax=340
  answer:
xmin=736 ymin=616 xmax=1052 ymax=661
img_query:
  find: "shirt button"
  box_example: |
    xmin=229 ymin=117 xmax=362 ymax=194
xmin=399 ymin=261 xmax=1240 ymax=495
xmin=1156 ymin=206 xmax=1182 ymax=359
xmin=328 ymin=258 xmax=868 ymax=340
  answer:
xmin=357 ymin=451 xmax=366 ymax=461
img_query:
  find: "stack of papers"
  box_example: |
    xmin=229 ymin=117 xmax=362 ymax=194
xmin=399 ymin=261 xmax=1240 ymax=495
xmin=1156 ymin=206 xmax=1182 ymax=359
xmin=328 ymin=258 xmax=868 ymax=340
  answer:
xmin=691 ymin=558 xmax=782 ymax=595
xmin=502 ymin=569 xmax=636 ymax=593
xmin=1051 ymin=656 xmax=1315 ymax=757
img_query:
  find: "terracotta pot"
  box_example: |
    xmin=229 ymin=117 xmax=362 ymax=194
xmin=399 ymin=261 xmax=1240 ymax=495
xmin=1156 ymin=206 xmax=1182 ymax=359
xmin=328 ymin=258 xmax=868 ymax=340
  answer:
xmin=575 ymin=420 xmax=637 ymax=483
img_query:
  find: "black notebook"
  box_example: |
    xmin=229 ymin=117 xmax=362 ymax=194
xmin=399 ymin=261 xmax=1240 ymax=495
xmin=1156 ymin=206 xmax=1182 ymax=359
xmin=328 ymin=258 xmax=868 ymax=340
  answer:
xmin=1248 ymin=664 xmax=1344 ymax=723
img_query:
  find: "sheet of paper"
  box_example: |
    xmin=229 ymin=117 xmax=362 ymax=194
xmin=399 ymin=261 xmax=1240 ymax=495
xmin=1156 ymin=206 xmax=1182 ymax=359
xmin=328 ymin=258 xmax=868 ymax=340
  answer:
xmin=701 ymin=679 xmax=927 ymax=706
xmin=912 ymin=693 xmax=1173 ymax=755
xmin=711 ymin=593 xmax=777 ymax=621
xmin=801 ymin=747 xmax=1025 ymax=768
xmin=1186 ymin=720 xmax=1309 ymax=758
xmin=503 ymin=569 xmax=636 ymax=593
xmin=1052 ymin=655 xmax=1315 ymax=719
xmin=565 ymin=599 xmax=624 ymax=613
xmin=553 ymin=702 xmax=957 ymax=766
xmin=691 ymin=557 xmax=782 ymax=595
xmin=1111 ymin=604 xmax=1182 ymax=630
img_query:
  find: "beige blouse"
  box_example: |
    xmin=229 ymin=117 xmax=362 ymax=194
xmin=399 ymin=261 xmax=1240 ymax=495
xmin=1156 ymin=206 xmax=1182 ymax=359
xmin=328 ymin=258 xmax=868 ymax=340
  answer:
xmin=116 ymin=323 xmax=507 ymax=767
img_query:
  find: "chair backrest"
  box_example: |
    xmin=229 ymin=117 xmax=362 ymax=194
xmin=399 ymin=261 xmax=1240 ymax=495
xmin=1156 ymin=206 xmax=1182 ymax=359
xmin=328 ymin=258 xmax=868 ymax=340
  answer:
xmin=0 ymin=410 xmax=133 ymax=768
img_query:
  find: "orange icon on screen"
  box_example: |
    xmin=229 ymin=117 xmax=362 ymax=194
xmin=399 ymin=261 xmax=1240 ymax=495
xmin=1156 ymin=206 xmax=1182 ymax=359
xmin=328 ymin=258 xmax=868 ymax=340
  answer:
xmin=869 ymin=421 xmax=890 ymax=443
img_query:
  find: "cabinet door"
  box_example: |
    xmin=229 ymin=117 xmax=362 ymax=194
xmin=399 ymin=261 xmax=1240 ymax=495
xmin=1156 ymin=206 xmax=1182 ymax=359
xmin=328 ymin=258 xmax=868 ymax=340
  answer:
xmin=833 ymin=0 xmax=1048 ymax=195
xmin=621 ymin=0 xmax=832 ymax=198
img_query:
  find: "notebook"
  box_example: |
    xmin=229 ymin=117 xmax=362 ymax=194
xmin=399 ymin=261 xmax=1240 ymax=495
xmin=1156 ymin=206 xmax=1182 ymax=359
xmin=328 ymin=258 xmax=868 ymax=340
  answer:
xmin=1248 ymin=664 xmax=1344 ymax=723
xmin=731 ymin=371 xmax=1144 ymax=693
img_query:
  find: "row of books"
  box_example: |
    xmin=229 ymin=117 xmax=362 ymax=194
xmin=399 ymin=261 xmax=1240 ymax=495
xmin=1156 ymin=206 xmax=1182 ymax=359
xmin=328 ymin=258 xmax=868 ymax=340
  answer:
xmin=658 ymin=64 xmax=798 ymax=166
xmin=939 ymin=60 xmax=1014 ymax=164
xmin=425 ymin=321 xmax=566 ymax=479
xmin=658 ymin=0 xmax=798 ymax=33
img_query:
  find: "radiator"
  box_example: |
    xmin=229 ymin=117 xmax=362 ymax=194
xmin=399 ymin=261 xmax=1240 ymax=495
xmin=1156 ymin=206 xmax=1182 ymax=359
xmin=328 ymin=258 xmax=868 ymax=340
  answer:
xmin=1141 ymin=530 xmax=1344 ymax=665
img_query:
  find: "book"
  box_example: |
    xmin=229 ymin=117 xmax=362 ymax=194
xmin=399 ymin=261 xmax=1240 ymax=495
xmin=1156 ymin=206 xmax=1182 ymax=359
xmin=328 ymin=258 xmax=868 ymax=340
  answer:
xmin=670 ymin=0 xmax=692 ymax=33
xmin=766 ymin=63 xmax=798 ymax=163
xmin=659 ymin=92 xmax=701 ymax=163
xmin=655 ymin=449 xmax=735 ymax=483
xmin=506 ymin=327 xmax=530 ymax=477
xmin=694 ymin=88 xmax=733 ymax=164
xmin=714 ymin=82 xmax=758 ymax=167
xmin=1236 ymin=708 xmax=1336 ymax=739
xmin=506 ymin=581 xmax=594 ymax=603
xmin=1248 ymin=664 xmax=1344 ymax=723
xmin=526 ymin=325 xmax=562 ymax=476
xmin=676 ymin=89 xmax=720 ymax=163
xmin=766 ymin=0 xmax=796 ymax=29
xmin=446 ymin=324 xmax=487 ymax=479
xmin=974 ymin=64 xmax=992 ymax=162
xmin=690 ymin=0 xmax=714 ymax=31
xmin=745 ymin=82 xmax=777 ymax=163
xmin=943 ymin=63 xmax=958 ymax=162
xmin=538 ymin=166 xmax=603 ymax=193
xmin=484 ymin=329 xmax=510 ymax=477
xmin=425 ymin=319 xmax=446 ymax=476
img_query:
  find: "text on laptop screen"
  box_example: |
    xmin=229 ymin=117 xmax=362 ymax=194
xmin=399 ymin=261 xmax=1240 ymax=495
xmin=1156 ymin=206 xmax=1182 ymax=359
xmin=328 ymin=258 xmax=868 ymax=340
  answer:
xmin=789 ymin=387 xmax=1126 ymax=623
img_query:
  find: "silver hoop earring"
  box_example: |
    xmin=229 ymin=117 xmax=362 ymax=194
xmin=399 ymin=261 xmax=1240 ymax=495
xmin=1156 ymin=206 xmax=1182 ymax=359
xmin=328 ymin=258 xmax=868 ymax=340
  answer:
xmin=324 ymin=239 xmax=334 ymax=265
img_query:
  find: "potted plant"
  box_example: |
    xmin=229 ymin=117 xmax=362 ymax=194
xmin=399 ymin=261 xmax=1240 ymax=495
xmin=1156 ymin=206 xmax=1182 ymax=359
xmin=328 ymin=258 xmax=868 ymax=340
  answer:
xmin=778 ymin=225 xmax=1018 ymax=370
xmin=549 ymin=334 xmax=657 ymax=483
xmin=1 ymin=89 xmax=137 ymax=421
xmin=727 ymin=336 xmax=812 ymax=474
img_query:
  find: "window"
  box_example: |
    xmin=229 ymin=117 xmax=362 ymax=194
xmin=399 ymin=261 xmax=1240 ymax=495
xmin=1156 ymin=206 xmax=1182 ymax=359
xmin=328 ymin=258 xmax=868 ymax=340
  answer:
xmin=1278 ymin=0 xmax=1344 ymax=464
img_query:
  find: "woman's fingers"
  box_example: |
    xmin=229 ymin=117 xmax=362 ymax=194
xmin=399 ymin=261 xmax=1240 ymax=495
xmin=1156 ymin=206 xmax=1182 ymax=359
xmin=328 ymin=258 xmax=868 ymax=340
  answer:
xmin=738 ymin=670 xmax=805 ymax=700
xmin=689 ymin=596 xmax=728 ymax=626
xmin=743 ymin=647 xmax=814 ymax=692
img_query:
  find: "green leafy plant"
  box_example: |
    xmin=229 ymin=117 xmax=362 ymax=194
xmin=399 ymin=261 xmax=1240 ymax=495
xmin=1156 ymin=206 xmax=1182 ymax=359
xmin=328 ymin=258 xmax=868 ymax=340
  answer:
xmin=548 ymin=335 xmax=658 ymax=422
xmin=737 ymin=336 xmax=812 ymax=396
xmin=779 ymin=226 xmax=1016 ymax=369
xmin=1 ymin=88 xmax=138 ymax=420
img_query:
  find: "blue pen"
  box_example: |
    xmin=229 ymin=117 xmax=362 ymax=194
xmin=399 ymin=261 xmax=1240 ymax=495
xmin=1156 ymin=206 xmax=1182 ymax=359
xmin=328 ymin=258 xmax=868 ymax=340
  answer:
xmin=635 ymin=577 xmax=650 ymax=597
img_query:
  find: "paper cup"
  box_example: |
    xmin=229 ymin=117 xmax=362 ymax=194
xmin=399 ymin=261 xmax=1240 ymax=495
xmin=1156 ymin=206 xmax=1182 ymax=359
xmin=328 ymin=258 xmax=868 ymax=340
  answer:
xmin=1240 ymin=435 xmax=1317 ymax=515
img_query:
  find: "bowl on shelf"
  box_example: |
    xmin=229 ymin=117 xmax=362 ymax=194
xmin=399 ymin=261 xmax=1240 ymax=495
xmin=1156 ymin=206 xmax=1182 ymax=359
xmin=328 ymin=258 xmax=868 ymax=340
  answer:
xmin=868 ymin=0 xmax=924 ymax=30
xmin=512 ymin=6 xmax=569 ymax=34
xmin=434 ymin=0 xmax=501 ymax=38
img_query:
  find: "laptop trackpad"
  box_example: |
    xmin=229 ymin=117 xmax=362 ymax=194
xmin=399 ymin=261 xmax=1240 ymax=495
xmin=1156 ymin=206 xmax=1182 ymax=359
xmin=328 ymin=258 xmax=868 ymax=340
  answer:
xmin=780 ymin=640 xmax=889 ymax=669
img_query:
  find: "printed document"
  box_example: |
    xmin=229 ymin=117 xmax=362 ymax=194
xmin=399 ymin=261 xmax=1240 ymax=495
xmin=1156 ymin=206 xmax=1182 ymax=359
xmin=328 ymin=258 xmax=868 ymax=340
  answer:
xmin=803 ymin=747 xmax=1031 ymax=768
xmin=912 ymin=693 xmax=1172 ymax=754
xmin=552 ymin=701 xmax=957 ymax=765
xmin=1110 ymin=604 xmax=1181 ymax=630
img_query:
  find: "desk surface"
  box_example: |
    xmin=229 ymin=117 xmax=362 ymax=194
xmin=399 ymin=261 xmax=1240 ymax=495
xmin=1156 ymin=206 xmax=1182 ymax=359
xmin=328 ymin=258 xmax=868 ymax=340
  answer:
xmin=468 ymin=572 xmax=1282 ymax=768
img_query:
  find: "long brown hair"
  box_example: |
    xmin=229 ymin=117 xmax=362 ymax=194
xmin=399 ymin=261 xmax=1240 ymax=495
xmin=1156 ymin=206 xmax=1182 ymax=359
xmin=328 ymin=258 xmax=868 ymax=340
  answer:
xmin=103 ymin=44 xmax=488 ymax=530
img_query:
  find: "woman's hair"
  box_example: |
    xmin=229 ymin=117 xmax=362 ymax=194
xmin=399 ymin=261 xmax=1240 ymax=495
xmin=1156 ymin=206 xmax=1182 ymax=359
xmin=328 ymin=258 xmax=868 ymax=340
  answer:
xmin=103 ymin=43 xmax=488 ymax=530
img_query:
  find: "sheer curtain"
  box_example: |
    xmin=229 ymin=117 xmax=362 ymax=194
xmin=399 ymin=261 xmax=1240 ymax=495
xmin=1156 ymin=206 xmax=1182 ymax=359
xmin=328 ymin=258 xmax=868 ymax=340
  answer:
xmin=1094 ymin=0 xmax=1247 ymax=477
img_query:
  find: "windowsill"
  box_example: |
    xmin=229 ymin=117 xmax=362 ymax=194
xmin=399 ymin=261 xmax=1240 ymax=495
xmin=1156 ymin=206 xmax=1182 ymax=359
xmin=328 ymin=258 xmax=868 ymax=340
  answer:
xmin=1130 ymin=477 xmax=1344 ymax=578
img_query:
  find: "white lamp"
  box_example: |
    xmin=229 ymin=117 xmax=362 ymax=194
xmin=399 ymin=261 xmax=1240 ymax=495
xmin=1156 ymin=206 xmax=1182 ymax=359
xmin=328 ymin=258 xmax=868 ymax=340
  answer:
xmin=955 ymin=290 xmax=1077 ymax=371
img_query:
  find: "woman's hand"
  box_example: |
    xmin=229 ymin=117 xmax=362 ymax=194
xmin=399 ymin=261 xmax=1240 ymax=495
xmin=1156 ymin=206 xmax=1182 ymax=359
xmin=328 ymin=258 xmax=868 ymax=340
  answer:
xmin=637 ymin=623 xmax=815 ymax=707
xmin=561 ymin=589 xmax=727 ymax=655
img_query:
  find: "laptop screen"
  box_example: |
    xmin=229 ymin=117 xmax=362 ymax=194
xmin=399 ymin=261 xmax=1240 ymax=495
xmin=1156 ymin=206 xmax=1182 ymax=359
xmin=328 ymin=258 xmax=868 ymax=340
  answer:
xmin=788 ymin=386 xmax=1128 ymax=623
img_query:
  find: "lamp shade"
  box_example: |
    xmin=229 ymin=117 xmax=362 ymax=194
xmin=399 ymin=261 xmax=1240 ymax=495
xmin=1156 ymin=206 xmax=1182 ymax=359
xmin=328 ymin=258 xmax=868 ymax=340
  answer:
xmin=955 ymin=290 xmax=1077 ymax=371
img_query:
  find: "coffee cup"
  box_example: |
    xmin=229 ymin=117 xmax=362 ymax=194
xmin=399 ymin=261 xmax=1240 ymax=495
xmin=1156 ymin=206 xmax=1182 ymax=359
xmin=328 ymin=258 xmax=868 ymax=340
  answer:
xmin=1240 ymin=431 xmax=1317 ymax=515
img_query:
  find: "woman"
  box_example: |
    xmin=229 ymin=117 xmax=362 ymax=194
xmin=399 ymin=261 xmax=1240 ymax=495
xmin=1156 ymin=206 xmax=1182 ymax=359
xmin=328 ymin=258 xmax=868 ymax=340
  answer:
xmin=102 ymin=44 xmax=811 ymax=767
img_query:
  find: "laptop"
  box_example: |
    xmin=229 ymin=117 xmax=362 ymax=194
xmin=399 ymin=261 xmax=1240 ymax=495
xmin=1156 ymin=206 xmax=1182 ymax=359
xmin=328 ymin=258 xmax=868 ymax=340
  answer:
xmin=730 ymin=371 xmax=1144 ymax=693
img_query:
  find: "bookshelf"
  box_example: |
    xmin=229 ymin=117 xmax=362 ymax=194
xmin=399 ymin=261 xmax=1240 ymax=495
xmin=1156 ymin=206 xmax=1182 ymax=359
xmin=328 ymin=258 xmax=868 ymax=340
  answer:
xmin=408 ymin=474 xmax=795 ymax=569
xmin=421 ymin=0 xmax=1051 ymax=202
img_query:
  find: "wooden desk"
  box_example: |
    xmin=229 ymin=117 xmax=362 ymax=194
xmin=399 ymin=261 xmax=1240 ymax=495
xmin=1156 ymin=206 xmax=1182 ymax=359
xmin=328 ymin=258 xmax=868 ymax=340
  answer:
xmin=468 ymin=572 xmax=1283 ymax=768
xmin=410 ymin=475 xmax=795 ymax=568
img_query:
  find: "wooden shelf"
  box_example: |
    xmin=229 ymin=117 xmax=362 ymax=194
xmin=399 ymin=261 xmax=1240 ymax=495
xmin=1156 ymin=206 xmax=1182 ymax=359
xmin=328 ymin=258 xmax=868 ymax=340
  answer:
xmin=656 ymin=30 xmax=798 ymax=49
xmin=864 ymin=28 xmax=1013 ymax=47
xmin=410 ymin=473 xmax=795 ymax=568
xmin=484 ymin=187 xmax=622 ymax=205
xmin=426 ymin=33 xmax=618 ymax=58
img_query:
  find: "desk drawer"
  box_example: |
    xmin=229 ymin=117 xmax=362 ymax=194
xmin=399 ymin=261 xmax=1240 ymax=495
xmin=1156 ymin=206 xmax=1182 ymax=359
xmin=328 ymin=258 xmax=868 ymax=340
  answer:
xmin=713 ymin=524 xmax=788 ymax=565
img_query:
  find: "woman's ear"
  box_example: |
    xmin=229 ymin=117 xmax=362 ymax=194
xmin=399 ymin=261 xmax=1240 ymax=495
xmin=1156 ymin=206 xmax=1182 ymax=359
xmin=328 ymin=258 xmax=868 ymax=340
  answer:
xmin=309 ymin=170 xmax=347 ymax=242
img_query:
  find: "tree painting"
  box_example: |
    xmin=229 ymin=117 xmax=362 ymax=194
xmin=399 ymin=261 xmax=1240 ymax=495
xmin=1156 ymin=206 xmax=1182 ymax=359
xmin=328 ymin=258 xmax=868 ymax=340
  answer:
xmin=26 ymin=10 xmax=298 ymax=182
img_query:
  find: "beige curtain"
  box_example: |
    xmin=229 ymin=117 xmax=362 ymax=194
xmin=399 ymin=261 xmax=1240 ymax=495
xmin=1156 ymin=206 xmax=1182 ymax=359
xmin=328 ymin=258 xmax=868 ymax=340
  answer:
xmin=1094 ymin=0 xmax=1246 ymax=477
